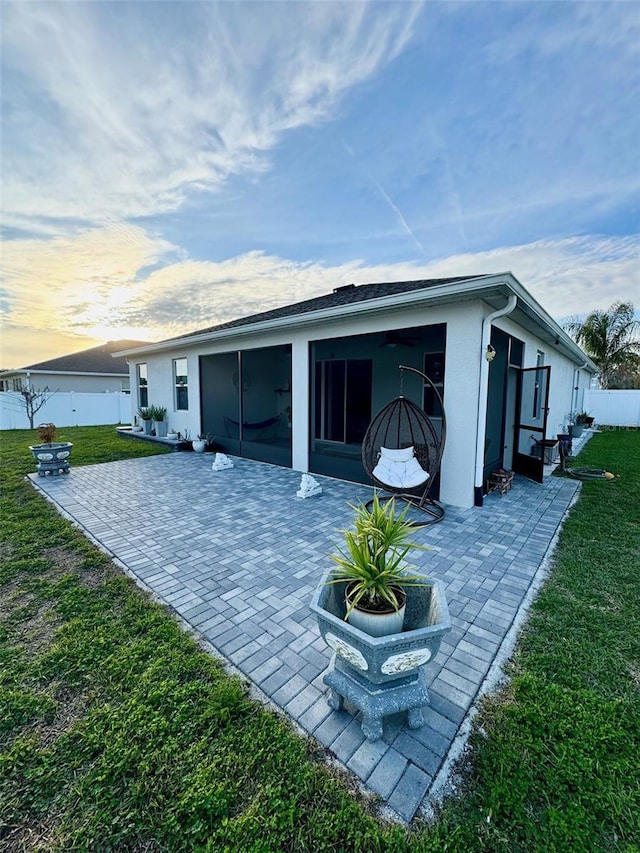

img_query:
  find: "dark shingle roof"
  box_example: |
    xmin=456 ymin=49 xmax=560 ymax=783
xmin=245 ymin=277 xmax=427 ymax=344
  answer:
xmin=23 ymin=340 xmax=151 ymax=374
xmin=165 ymin=276 xmax=488 ymax=342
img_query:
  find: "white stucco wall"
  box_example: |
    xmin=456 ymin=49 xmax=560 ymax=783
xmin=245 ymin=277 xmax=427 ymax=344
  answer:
xmin=126 ymin=296 xmax=593 ymax=509
xmin=494 ymin=314 xmax=593 ymax=439
xmin=128 ymin=301 xmax=486 ymax=508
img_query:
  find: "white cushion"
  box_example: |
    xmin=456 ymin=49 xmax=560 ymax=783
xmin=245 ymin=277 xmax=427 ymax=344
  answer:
xmin=380 ymin=445 xmax=415 ymax=463
xmin=372 ymin=450 xmax=429 ymax=489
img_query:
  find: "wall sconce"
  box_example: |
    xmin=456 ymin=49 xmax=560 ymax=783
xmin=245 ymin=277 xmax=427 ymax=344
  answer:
xmin=485 ymin=344 xmax=497 ymax=362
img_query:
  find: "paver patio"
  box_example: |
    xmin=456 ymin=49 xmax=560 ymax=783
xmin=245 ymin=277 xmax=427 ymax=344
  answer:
xmin=30 ymin=451 xmax=581 ymax=823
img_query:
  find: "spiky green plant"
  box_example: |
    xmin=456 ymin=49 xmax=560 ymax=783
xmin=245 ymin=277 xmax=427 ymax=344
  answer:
xmin=327 ymin=492 xmax=429 ymax=617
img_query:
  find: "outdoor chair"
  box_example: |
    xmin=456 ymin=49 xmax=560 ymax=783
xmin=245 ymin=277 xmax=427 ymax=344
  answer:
xmin=361 ymin=365 xmax=446 ymax=525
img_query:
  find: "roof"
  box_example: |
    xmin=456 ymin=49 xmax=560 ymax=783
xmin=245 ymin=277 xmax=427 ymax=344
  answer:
xmin=166 ymin=276 xmax=484 ymax=341
xmin=113 ymin=274 xmax=597 ymax=372
xmin=6 ymin=340 xmax=151 ymax=376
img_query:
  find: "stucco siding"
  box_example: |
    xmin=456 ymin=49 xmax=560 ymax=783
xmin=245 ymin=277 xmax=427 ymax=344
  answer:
xmin=494 ymin=315 xmax=591 ymax=439
xmin=126 ymin=290 xmax=593 ymax=510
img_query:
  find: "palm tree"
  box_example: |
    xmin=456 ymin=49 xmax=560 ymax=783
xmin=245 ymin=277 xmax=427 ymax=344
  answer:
xmin=565 ymin=302 xmax=640 ymax=389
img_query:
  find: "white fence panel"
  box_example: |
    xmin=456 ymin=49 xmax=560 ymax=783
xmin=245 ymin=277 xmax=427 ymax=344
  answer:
xmin=582 ymin=389 xmax=640 ymax=427
xmin=0 ymin=392 xmax=132 ymax=430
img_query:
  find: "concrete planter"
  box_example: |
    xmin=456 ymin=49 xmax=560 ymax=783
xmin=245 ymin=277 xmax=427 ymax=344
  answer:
xmin=311 ymin=570 xmax=451 ymax=740
xmin=142 ymin=420 xmax=153 ymax=435
xmin=154 ymin=420 xmax=168 ymax=438
xmin=29 ymin=442 xmax=73 ymax=476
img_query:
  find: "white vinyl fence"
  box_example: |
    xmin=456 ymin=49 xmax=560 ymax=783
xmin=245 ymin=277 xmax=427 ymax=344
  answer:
xmin=0 ymin=391 xmax=132 ymax=431
xmin=582 ymin=389 xmax=640 ymax=428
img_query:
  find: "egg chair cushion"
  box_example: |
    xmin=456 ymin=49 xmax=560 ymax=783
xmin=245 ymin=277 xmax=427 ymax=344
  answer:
xmin=372 ymin=446 xmax=430 ymax=489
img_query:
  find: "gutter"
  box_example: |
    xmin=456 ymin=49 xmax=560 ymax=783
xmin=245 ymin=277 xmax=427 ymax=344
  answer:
xmin=474 ymin=294 xmax=518 ymax=507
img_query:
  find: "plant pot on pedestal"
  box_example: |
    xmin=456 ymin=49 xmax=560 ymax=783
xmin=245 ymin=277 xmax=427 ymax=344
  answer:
xmin=311 ymin=573 xmax=450 ymax=741
xmin=310 ymin=493 xmax=450 ymax=740
xmin=28 ymin=423 xmax=73 ymax=477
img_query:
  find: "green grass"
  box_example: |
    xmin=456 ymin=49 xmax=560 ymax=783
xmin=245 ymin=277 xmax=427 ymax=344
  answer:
xmin=1 ymin=425 xmax=638 ymax=852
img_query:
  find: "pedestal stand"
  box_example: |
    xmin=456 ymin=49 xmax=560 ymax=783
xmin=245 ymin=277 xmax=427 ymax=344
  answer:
xmin=324 ymin=654 xmax=430 ymax=741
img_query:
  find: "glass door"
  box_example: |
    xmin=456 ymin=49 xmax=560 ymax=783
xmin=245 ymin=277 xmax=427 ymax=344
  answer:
xmin=513 ymin=366 xmax=551 ymax=484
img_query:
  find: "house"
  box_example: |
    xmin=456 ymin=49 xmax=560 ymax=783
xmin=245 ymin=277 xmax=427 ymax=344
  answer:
xmin=114 ymin=274 xmax=597 ymax=509
xmin=0 ymin=340 xmax=151 ymax=394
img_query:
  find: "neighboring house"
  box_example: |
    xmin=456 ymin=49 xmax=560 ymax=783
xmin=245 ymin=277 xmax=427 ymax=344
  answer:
xmin=115 ymin=274 xmax=597 ymax=509
xmin=0 ymin=340 xmax=151 ymax=394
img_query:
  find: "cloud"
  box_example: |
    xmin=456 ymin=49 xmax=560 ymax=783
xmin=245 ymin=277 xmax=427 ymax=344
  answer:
xmin=0 ymin=224 xmax=180 ymax=348
xmin=3 ymin=224 xmax=637 ymax=367
xmin=1 ymin=1 xmax=421 ymax=227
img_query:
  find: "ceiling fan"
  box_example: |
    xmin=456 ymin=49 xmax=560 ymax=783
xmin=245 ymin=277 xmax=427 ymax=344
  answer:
xmin=378 ymin=331 xmax=421 ymax=349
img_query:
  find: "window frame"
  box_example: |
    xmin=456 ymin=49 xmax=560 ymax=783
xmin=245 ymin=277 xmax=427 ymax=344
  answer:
xmin=174 ymin=357 xmax=189 ymax=411
xmin=137 ymin=363 xmax=148 ymax=408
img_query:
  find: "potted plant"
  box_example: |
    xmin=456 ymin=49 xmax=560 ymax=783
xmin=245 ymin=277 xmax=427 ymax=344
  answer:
xmin=326 ymin=493 xmax=429 ymax=637
xmin=151 ymin=405 xmax=168 ymax=438
xmin=192 ymin=433 xmax=207 ymax=453
xmin=576 ymin=411 xmax=594 ymax=428
xmin=567 ymin=411 xmax=585 ymax=439
xmin=28 ymin=423 xmax=73 ymax=476
xmin=310 ymin=493 xmax=451 ymax=740
xmin=204 ymin=433 xmax=218 ymax=453
xmin=138 ymin=406 xmax=153 ymax=435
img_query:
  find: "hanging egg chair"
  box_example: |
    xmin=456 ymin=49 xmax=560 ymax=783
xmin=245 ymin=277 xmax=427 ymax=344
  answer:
xmin=361 ymin=365 xmax=446 ymax=524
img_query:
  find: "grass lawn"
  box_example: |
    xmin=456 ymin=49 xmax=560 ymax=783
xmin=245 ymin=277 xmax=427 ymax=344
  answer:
xmin=1 ymin=426 xmax=638 ymax=852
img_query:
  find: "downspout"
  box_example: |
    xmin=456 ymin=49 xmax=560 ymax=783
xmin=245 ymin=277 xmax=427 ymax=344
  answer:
xmin=474 ymin=294 xmax=518 ymax=507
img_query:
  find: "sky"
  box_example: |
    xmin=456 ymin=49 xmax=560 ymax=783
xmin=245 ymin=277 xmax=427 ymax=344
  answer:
xmin=1 ymin=0 xmax=639 ymax=368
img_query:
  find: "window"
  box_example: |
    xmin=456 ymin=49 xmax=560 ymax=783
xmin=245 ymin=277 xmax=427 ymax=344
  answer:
xmin=508 ymin=338 xmax=524 ymax=368
xmin=314 ymin=359 xmax=372 ymax=444
xmin=137 ymin=364 xmax=148 ymax=407
xmin=174 ymin=358 xmax=188 ymax=410
xmin=121 ymin=378 xmax=130 ymax=394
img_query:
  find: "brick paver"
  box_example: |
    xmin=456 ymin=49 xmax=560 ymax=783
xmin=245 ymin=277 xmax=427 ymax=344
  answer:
xmin=30 ymin=449 xmax=581 ymax=823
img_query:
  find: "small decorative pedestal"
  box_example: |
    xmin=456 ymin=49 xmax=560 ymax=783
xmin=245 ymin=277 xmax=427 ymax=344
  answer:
xmin=326 ymin=656 xmax=430 ymax=741
xmin=29 ymin=442 xmax=73 ymax=477
xmin=311 ymin=572 xmax=450 ymax=741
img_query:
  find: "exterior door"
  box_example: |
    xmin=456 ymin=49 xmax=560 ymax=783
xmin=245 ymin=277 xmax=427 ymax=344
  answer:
xmin=513 ymin=366 xmax=551 ymax=484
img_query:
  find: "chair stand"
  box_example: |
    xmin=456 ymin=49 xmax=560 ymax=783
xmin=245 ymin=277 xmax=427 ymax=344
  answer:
xmin=366 ymin=491 xmax=445 ymax=527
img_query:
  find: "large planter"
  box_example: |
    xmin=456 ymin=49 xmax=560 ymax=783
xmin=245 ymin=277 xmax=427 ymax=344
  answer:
xmin=29 ymin=442 xmax=73 ymax=476
xmin=192 ymin=439 xmax=207 ymax=454
xmin=569 ymin=423 xmax=585 ymax=439
xmin=142 ymin=419 xmax=153 ymax=436
xmin=154 ymin=420 xmax=168 ymax=438
xmin=311 ymin=570 xmax=451 ymax=740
